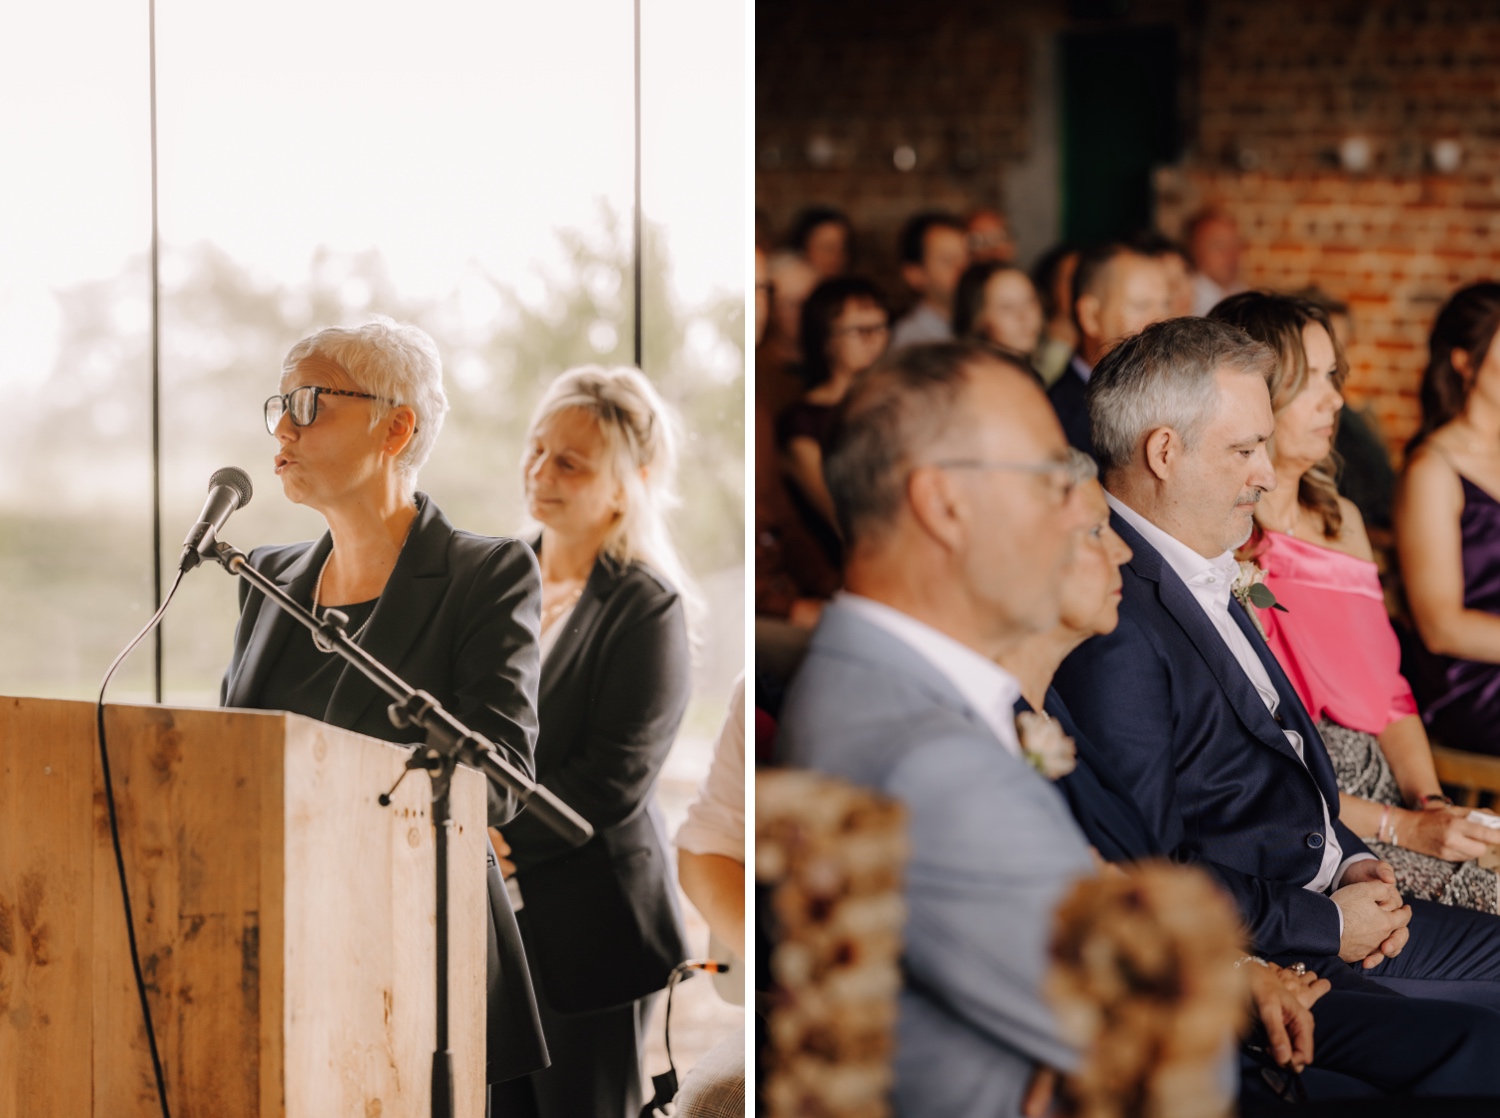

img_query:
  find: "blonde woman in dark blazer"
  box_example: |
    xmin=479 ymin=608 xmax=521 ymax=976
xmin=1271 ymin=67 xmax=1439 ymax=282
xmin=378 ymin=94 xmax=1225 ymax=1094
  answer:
xmin=490 ymin=366 xmax=693 ymax=1118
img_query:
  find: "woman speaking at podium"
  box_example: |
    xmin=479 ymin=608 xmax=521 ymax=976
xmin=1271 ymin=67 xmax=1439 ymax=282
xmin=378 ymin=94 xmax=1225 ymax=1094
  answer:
xmin=219 ymin=316 xmax=550 ymax=1095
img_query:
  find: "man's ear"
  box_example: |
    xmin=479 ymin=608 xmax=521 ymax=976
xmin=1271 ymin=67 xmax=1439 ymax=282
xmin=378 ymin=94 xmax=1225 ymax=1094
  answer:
xmin=1075 ymin=292 xmax=1103 ymax=342
xmin=906 ymin=464 xmax=965 ymax=551
xmin=1142 ymin=426 xmax=1177 ymax=482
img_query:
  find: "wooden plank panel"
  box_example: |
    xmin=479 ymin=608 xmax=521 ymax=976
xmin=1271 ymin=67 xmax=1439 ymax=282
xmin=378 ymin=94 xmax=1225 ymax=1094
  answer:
xmin=280 ymin=716 xmax=486 ymax=1118
xmin=0 ymin=696 xmax=97 ymax=1118
xmin=1 ymin=698 xmax=482 ymax=1117
xmin=96 ymin=703 xmax=283 ymax=1118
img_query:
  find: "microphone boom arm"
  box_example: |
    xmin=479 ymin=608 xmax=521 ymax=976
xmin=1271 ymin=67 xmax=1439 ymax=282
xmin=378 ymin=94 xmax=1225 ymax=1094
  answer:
xmin=211 ymin=541 xmax=593 ymax=846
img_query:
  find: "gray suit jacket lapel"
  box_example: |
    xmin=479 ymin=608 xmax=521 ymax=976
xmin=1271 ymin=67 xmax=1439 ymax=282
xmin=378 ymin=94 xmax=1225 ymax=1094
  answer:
xmin=814 ymin=602 xmax=1004 ymax=748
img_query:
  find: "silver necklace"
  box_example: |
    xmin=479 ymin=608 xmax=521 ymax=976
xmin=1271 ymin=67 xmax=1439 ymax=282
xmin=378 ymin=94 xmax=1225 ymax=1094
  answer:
xmin=312 ymin=549 xmax=375 ymax=650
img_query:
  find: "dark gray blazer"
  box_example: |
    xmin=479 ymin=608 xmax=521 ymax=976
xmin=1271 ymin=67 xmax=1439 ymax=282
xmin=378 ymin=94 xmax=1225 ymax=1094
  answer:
xmin=220 ymin=492 xmax=548 ymax=1083
xmin=779 ymin=601 xmax=1095 ymax=1118
xmin=504 ymin=550 xmax=691 ymax=1014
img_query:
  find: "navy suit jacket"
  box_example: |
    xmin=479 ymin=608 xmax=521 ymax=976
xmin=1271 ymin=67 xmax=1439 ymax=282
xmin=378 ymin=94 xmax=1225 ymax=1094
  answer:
xmin=1019 ymin=690 xmax=1161 ymax=864
xmin=1053 ymin=510 xmax=1372 ymax=958
xmin=1047 ymin=358 xmax=1092 ymax=455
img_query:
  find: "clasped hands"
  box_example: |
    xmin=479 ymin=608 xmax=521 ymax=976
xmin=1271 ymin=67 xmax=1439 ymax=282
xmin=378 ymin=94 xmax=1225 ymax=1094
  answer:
xmin=1332 ymin=859 xmax=1411 ymax=969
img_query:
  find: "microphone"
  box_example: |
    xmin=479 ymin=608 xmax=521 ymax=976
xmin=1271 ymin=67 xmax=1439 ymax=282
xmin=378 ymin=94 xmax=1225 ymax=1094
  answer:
xmin=180 ymin=467 xmax=253 ymax=571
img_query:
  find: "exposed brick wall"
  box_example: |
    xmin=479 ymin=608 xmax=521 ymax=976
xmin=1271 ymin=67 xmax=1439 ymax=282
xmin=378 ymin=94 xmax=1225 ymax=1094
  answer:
xmin=757 ymin=1 xmax=1202 ymax=298
xmin=756 ymin=2 xmax=1031 ymax=296
xmin=759 ymin=0 xmax=1500 ymax=452
xmin=1157 ymin=169 xmax=1500 ymax=449
xmin=1197 ymin=0 xmax=1500 ymax=178
xmin=1168 ymin=0 xmax=1500 ymax=455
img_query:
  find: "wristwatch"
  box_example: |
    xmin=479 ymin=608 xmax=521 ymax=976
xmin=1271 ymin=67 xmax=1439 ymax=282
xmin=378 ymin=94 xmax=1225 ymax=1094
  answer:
xmin=1415 ymin=793 xmax=1454 ymax=810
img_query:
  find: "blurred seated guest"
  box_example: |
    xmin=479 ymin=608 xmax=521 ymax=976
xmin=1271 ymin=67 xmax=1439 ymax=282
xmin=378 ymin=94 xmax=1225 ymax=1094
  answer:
xmin=1055 ymin=317 xmax=1500 ymax=1097
xmin=1296 ymin=287 xmax=1397 ymax=534
xmin=890 ymin=212 xmax=969 ymax=349
xmin=779 ymin=344 xmax=1321 ymax=1114
xmin=1399 ymin=281 xmax=1500 ymax=758
xmin=966 ymin=206 xmax=1016 ymax=264
xmin=777 ymin=277 xmax=892 ymax=570
xmin=1212 ymin=291 xmax=1500 ymax=912
xmin=953 ymin=261 xmax=1045 ymax=373
xmin=1187 ymin=210 xmax=1246 ymax=316
xmin=1032 ymin=243 xmax=1081 ymax=386
xmin=788 ymin=205 xmax=852 ymax=280
xmin=672 ymin=675 xmax=747 ymax=1118
xmin=222 ymin=317 xmax=548 ymax=1093
xmin=1128 ymin=229 xmax=1196 ymax=319
xmin=1049 ymin=243 xmax=1171 ymax=454
xmin=999 ymin=452 xmax=1161 ymax=866
xmin=677 ymin=673 xmax=746 ymax=963
xmin=755 ymin=247 xmax=843 ymax=620
xmin=781 ymin=341 xmax=1099 ymax=1115
xmin=760 ymin=251 xmax=820 ymax=417
xmin=490 ymin=366 xmax=692 ymax=1118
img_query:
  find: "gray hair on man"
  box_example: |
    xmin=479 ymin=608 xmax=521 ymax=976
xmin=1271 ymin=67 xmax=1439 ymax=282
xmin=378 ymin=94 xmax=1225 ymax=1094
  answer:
xmin=283 ymin=315 xmax=451 ymax=484
xmin=1066 ymin=447 xmax=1099 ymax=486
xmin=824 ymin=341 xmax=1034 ymax=546
xmin=1086 ymin=317 xmax=1276 ymax=480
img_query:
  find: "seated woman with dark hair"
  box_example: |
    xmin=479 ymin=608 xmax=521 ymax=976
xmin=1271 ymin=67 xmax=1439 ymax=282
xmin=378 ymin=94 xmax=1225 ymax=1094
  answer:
xmin=775 ymin=276 xmax=890 ymax=567
xmin=1209 ymin=291 xmax=1500 ymax=913
xmin=1398 ymin=282 xmax=1500 ymax=760
xmin=952 ymin=260 xmax=1045 ymax=377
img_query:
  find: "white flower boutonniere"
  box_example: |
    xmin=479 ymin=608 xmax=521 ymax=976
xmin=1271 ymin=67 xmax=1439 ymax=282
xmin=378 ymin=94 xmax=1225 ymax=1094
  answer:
xmin=1016 ymin=710 xmax=1077 ymax=780
xmin=1232 ymin=560 xmax=1288 ymax=640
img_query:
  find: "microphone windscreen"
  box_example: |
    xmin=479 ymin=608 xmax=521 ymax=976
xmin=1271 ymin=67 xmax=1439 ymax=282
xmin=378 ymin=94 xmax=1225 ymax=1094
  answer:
xmin=209 ymin=466 xmax=253 ymax=509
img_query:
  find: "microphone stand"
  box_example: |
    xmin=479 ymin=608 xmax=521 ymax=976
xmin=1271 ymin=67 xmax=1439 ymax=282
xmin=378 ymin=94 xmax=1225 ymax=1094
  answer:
xmin=210 ymin=540 xmax=592 ymax=1118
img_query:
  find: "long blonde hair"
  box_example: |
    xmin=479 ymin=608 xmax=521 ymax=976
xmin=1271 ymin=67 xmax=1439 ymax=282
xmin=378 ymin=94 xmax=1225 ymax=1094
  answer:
xmin=524 ymin=365 xmax=701 ymax=637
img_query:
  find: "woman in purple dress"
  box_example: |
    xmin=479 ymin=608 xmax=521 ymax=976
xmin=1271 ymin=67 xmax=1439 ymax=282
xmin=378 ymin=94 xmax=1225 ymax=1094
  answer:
xmin=1398 ymin=282 xmax=1500 ymax=757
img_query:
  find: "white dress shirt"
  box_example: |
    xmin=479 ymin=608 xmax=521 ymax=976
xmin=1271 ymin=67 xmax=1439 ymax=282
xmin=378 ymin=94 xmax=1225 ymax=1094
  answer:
xmin=1067 ymin=353 xmax=1094 ymax=385
xmin=1106 ymin=494 xmax=1373 ymax=901
xmin=836 ymin=592 xmax=1024 ymax=759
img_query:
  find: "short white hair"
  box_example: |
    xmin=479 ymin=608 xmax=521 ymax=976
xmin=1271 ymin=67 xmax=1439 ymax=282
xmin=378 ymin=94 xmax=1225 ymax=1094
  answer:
xmin=282 ymin=315 xmax=450 ymax=483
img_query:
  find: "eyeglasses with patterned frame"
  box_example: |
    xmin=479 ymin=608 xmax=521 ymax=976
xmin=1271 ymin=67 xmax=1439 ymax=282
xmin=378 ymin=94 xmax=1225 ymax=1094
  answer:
xmin=264 ymin=385 xmax=395 ymax=436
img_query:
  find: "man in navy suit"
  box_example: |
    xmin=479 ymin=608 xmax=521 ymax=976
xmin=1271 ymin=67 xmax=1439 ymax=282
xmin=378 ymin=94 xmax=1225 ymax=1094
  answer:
xmin=1047 ymin=242 xmax=1171 ymax=455
xmin=1055 ymin=316 xmax=1500 ymax=1096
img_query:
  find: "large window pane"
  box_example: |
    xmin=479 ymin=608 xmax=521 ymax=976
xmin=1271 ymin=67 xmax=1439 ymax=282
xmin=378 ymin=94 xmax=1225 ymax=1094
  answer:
xmin=0 ymin=4 xmax=154 ymax=700
xmin=150 ymin=2 xmax=636 ymax=703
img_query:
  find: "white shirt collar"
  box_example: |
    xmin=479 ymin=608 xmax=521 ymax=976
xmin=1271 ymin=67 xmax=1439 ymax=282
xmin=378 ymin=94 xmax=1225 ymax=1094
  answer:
xmin=1104 ymin=492 xmax=1241 ymax=608
xmin=835 ymin=592 xmax=1024 ymax=758
xmin=1069 ymin=352 xmax=1094 ymax=384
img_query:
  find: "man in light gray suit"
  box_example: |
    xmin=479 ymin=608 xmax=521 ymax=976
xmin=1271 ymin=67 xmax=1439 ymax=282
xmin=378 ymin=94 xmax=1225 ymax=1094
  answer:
xmin=778 ymin=342 xmax=1098 ymax=1117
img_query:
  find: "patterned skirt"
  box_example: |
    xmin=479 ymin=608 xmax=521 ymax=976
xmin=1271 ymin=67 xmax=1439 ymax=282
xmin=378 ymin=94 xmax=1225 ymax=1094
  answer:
xmin=1318 ymin=717 xmax=1500 ymax=914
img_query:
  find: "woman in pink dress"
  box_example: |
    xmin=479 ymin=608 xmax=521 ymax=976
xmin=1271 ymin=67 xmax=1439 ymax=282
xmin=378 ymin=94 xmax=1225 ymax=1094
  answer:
xmin=1210 ymin=291 xmax=1500 ymax=911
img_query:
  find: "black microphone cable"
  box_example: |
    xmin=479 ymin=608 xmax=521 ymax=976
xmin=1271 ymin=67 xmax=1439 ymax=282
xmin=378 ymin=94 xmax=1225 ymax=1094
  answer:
xmin=95 ymin=566 xmax=187 ymax=1118
xmin=638 ymin=958 xmax=733 ymax=1118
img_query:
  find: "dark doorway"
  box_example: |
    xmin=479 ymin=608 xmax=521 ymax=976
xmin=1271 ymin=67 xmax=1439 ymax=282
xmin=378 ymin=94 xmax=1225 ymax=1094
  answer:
xmin=1060 ymin=26 xmax=1180 ymax=244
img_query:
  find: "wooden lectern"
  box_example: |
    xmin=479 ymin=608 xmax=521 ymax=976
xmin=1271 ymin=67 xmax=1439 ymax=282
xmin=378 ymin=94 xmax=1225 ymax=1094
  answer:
xmin=0 ymin=697 xmax=486 ymax=1117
